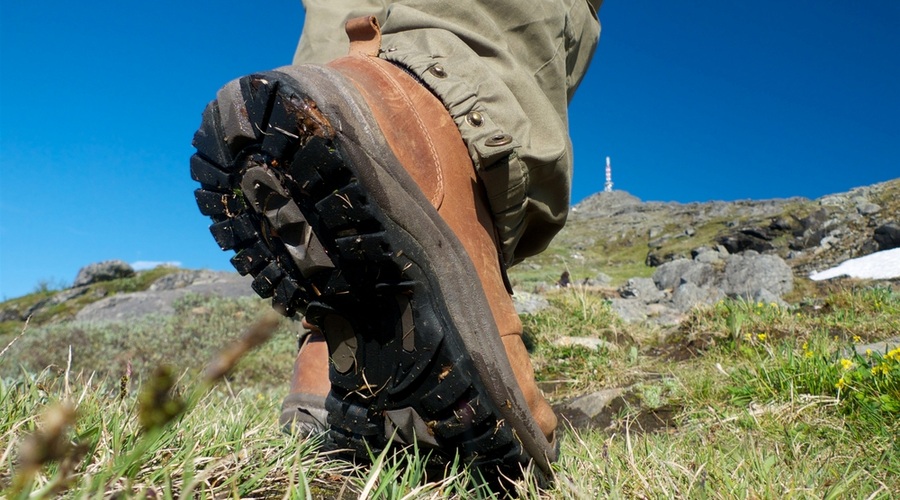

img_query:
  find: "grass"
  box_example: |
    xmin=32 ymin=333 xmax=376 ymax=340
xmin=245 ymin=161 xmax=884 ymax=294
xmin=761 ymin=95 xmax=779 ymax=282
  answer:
xmin=2 ymin=282 xmax=899 ymax=498
xmin=510 ymin=232 xmax=656 ymax=289
xmin=1 ymin=370 xmax=346 ymax=497
xmin=0 ymin=295 xmax=297 ymax=390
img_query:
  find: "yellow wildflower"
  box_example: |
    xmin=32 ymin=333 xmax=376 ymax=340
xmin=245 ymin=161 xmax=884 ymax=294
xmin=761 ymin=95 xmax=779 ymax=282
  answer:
xmin=886 ymin=347 xmax=900 ymax=362
xmin=839 ymin=359 xmax=854 ymax=371
xmin=802 ymin=342 xmax=809 ymax=350
xmin=757 ymin=333 xmax=767 ymax=342
xmin=865 ymin=349 xmax=872 ymax=357
xmin=872 ymin=363 xmax=890 ymax=376
xmin=852 ymin=335 xmax=862 ymax=343
xmin=835 ymin=377 xmax=846 ymax=390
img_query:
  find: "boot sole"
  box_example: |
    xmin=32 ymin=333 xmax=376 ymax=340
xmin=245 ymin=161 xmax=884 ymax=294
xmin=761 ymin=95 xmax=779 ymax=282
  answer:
xmin=191 ymin=66 xmax=554 ymax=477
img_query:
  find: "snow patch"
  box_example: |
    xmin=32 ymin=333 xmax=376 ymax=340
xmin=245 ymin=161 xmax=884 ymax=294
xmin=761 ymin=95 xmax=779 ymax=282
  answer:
xmin=809 ymin=248 xmax=900 ymax=281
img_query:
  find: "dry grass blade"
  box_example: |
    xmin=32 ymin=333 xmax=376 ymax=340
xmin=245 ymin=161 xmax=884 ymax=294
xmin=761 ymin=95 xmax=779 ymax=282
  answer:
xmin=137 ymin=366 xmax=186 ymax=432
xmin=11 ymin=402 xmax=85 ymax=496
xmin=623 ymin=422 xmax=651 ymax=494
xmin=0 ymin=316 xmax=30 ymax=359
xmin=203 ymin=310 xmax=281 ymax=382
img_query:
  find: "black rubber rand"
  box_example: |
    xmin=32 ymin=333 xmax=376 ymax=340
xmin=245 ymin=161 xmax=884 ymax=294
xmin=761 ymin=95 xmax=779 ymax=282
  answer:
xmin=190 ymin=72 xmax=526 ymax=474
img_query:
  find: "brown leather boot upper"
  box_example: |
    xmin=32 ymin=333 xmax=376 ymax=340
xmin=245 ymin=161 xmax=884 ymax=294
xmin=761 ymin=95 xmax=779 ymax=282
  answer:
xmin=280 ymin=325 xmax=331 ymax=434
xmin=287 ymin=327 xmax=331 ymax=400
xmin=324 ymin=16 xmax=557 ymax=440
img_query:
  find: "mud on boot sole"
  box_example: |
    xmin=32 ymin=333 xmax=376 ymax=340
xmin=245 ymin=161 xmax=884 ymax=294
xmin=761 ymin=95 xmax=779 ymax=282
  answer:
xmin=191 ymin=66 xmax=555 ymax=479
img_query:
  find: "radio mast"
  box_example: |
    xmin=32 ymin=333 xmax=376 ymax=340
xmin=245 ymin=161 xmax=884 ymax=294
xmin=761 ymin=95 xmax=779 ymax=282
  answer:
xmin=604 ymin=156 xmax=613 ymax=192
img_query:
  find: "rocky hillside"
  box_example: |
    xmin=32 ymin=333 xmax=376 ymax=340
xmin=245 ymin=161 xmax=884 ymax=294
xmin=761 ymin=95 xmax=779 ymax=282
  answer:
xmin=1 ymin=179 xmax=897 ymax=335
xmin=0 ymin=265 xmax=255 ymax=338
xmin=513 ymin=178 xmax=900 ymax=288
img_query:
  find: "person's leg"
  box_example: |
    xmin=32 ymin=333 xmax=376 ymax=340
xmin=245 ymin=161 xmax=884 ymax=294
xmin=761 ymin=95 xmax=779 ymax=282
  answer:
xmin=296 ymin=0 xmax=602 ymax=261
xmin=286 ymin=0 xmax=601 ymax=428
xmin=191 ymin=0 xmax=602 ymax=480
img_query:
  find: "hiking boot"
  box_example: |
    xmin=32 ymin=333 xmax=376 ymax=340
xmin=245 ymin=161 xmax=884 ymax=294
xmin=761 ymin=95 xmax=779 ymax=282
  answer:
xmin=191 ymin=16 xmax=557 ymax=478
xmin=279 ymin=325 xmax=330 ymax=436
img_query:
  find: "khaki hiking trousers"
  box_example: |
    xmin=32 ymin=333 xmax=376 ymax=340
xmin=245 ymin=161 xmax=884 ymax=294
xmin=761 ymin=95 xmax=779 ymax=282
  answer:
xmin=293 ymin=0 xmax=602 ymax=267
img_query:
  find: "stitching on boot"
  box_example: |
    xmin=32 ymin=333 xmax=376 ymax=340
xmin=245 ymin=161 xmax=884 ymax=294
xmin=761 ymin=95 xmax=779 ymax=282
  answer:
xmin=359 ymin=55 xmax=444 ymax=208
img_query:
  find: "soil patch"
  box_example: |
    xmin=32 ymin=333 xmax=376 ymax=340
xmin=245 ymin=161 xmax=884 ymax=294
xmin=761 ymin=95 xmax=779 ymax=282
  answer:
xmin=554 ymin=389 xmax=679 ymax=435
xmin=645 ymin=332 xmax=716 ymax=362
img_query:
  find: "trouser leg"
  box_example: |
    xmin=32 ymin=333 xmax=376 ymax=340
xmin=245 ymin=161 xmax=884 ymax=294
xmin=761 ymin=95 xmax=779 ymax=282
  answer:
xmin=293 ymin=0 xmax=391 ymax=64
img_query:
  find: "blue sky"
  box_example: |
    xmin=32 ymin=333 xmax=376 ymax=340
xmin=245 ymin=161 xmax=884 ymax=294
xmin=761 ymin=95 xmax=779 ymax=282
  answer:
xmin=1 ymin=1 xmax=898 ymax=299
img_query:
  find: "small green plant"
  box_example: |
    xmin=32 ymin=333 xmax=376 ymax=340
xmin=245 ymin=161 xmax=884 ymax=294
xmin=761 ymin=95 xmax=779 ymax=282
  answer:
xmin=835 ymin=346 xmax=900 ymax=416
xmin=726 ymin=334 xmax=900 ymax=437
xmin=522 ymin=288 xmax=622 ymax=343
xmin=31 ymin=278 xmax=68 ymax=294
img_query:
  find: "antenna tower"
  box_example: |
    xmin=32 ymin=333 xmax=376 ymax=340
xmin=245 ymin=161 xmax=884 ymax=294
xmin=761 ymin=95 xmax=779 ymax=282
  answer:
xmin=604 ymin=156 xmax=613 ymax=192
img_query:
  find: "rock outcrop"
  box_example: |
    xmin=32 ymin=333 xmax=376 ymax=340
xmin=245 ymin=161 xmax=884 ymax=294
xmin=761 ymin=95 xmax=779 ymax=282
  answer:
xmin=75 ymin=270 xmax=254 ymax=322
xmin=72 ymin=260 xmax=135 ymax=287
xmin=521 ymin=179 xmax=899 ymax=324
xmin=607 ymin=249 xmax=794 ymax=326
xmin=874 ymin=223 xmax=900 ymax=251
xmin=556 ymin=179 xmax=899 ymax=278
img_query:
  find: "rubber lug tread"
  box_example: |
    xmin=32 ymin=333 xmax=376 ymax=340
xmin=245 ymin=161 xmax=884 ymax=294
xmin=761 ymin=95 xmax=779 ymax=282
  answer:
xmin=209 ymin=214 xmax=257 ymax=250
xmin=273 ymin=277 xmax=305 ymax=315
xmin=261 ymin=94 xmax=303 ymax=159
xmin=322 ymin=272 xmax=352 ymax=296
xmin=334 ymin=232 xmax=394 ymax=263
xmin=464 ymin=426 xmax=517 ymax=456
xmin=192 ymin=102 xmax=234 ymax=168
xmin=194 ymin=188 xmax=243 ymax=217
xmin=290 ymin=136 xmax=339 ymax=197
xmin=419 ymin=363 xmax=473 ymax=416
xmin=326 ymin=393 xmax=384 ymax=436
xmin=190 ymin=154 xmax=233 ymax=189
xmin=241 ymin=75 xmax=279 ymax=137
xmin=230 ymin=241 xmax=274 ymax=276
xmin=251 ymin=262 xmax=283 ymax=298
xmin=432 ymin=393 xmax=496 ymax=439
xmin=314 ymin=184 xmax=378 ymax=232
